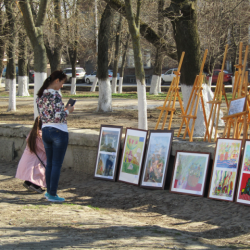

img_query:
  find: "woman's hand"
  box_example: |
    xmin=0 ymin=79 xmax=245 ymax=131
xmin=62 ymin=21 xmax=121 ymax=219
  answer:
xmin=66 ymin=104 xmax=74 ymax=113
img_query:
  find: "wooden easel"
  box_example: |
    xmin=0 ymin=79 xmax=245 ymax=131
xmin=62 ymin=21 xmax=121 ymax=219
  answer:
xmin=155 ymin=52 xmax=189 ymax=134
xmin=177 ymin=49 xmax=208 ymax=142
xmin=221 ymin=44 xmax=249 ymax=140
xmin=204 ymin=44 xmax=229 ymax=142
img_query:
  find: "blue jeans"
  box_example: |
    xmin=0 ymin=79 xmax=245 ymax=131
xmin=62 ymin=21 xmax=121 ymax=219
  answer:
xmin=42 ymin=127 xmax=68 ymax=196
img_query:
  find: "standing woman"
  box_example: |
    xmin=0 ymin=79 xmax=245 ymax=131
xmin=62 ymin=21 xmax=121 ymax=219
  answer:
xmin=36 ymin=70 xmax=74 ymax=202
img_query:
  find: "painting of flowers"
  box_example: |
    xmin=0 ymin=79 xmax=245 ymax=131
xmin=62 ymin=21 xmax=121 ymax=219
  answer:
xmin=209 ymin=138 xmax=242 ymax=201
xmin=118 ymin=128 xmax=147 ymax=185
xmin=170 ymin=151 xmax=210 ymax=196
xmin=141 ymin=131 xmax=173 ymax=189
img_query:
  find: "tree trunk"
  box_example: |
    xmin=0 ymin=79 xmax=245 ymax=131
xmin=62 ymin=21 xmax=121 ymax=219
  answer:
xmin=111 ymin=14 xmax=122 ymax=93
xmin=125 ymin=0 xmax=147 ymax=129
xmin=17 ymin=30 xmax=29 ymax=96
xmin=97 ymin=3 xmax=113 ymax=112
xmin=90 ymin=77 xmax=98 ymax=92
xmin=0 ymin=7 xmax=6 ymax=88
xmin=18 ymin=0 xmax=48 ymax=118
xmin=118 ymin=34 xmax=130 ymax=94
xmin=5 ymin=0 xmax=16 ymax=112
xmin=69 ymin=46 xmax=77 ymax=95
xmin=45 ymin=0 xmax=62 ymax=72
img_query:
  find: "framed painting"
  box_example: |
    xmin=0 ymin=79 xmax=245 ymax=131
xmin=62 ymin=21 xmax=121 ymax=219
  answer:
xmin=208 ymin=138 xmax=242 ymax=201
xmin=140 ymin=130 xmax=174 ymax=189
xmin=236 ymin=140 xmax=250 ymax=206
xmin=228 ymin=97 xmax=246 ymax=115
xmin=118 ymin=128 xmax=148 ymax=185
xmin=94 ymin=125 xmax=123 ymax=181
xmin=170 ymin=151 xmax=210 ymax=196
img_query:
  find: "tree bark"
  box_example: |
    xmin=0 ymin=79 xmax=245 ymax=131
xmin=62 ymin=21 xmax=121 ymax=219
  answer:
xmin=102 ymin=0 xmax=177 ymax=60
xmin=111 ymin=14 xmax=122 ymax=93
xmin=97 ymin=3 xmax=114 ymax=112
xmin=18 ymin=0 xmax=48 ymax=118
xmin=5 ymin=0 xmax=16 ymax=111
xmin=17 ymin=29 xmax=30 ymax=96
xmin=44 ymin=0 xmax=62 ymax=73
xmin=125 ymin=0 xmax=147 ymax=130
xmin=0 ymin=5 xmax=6 ymax=86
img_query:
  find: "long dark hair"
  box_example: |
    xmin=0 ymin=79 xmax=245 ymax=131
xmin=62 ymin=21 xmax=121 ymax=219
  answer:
xmin=27 ymin=117 xmax=43 ymax=154
xmin=37 ymin=70 xmax=67 ymax=98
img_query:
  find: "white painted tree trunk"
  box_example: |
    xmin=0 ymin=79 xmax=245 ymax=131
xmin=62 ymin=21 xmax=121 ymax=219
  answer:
xmin=34 ymin=72 xmax=47 ymax=119
xmin=111 ymin=77 xmax=117 ymax=93
xmin=232 ymin=76 xmax=235 ymax=93
xmin=5 ymin=79 xmax=10 ymax=91
xmin=118 ymin=76 xmax=123 ymax=93
xmin=17 ymin=76 xmax=30 ymax=96
xmin=181 ymin=84 xmax=224 ymax=137
xmin=149 ymin=75 xmax=159 ymax=95
xmin=90 ymin=77 xmax=98 ymax=92
xmin=208 ymin=76 xmax=212 ymax=88
xmin=7 ymin=79 xmax=16 ymax=111
xmin=137 ymin=79 xmax=148 ymax=130
xmin=0 ymin=76 xmax=2 ymax=87
xmin=71 ymin=77 xmax=76 ymax=95
xmin=157 ymin=76 xmax=161 ymax=93
xmin=97 ymin=79 xmax=112 ymax=112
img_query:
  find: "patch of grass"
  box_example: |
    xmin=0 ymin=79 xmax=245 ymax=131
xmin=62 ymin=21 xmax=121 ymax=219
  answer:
xmin=87 ymin=205 xmax=100 ymax=210
xmin=175 ymin=232 xmax=182 ymax=236
xmin=62 ymin=203 xmax=78 ymax=206
xmin=22 ymin=205 xmax=48 ymax=209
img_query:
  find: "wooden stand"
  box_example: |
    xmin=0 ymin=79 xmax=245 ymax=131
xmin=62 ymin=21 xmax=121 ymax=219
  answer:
xmin=204 ymin=45 xmax=229 ymax=142
xmin=155 ymin=52 xmax=188 ymax=133
xmin=177 ymin=49 xmax=208 ymax=142
xmin=221 ymin=44 xmax=249 ymax=140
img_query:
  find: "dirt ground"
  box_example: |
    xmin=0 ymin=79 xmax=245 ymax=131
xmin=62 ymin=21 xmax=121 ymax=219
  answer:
xmin=1 ymin=87 xmax=248 ymax=249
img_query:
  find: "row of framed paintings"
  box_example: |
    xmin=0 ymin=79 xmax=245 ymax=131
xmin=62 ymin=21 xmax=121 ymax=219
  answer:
xmin=94 ymin=125 xmax=250 ymax=206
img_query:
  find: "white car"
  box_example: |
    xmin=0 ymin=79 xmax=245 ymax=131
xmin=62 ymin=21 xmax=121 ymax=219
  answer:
xmin=85 ymin=70 xmax=120 ymax=84
xmin=161 ymin=68 xmax=178 ymax=84
xmin=63 ymin=67 xmax=86 ymax=83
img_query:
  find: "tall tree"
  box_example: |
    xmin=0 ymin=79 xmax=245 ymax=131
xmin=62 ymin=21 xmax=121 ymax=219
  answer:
xmin=111 ymin=14 xmax=122 ymax=93
xmin=150 ymin=0 xmax=165 ymax=95
xmin=18 ymin=0 xmax=48 ymax=118
xmin=5 ymin=0 xmax=16 ymax=112
xmin=17 ymin=28 xmax=30 ymax=96
xmin=44 ymin=0 xmax=63 ymax=73
xmin=97 ymin=3 xmax=114 ymax=112
xmin=125 ymin=0 xmax=147 ymax=129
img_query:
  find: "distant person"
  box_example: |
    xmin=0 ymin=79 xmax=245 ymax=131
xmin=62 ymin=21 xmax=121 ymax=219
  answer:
xmin=16 ymin=117 xmax=46 ymax=194
xmin=36 ymin=70 xmax=74 ymax=202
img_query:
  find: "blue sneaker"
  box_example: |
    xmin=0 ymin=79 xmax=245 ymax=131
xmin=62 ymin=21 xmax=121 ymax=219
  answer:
xmin=47 ymin=194 xmax=65 ymax=202
xmin=44 ymin=192 xmax=49 ymax=200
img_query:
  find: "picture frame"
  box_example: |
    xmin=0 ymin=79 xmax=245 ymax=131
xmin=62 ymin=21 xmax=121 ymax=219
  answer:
xmin=208 ymin=138 xmax=242 ymax=202
xmin=140 ymin=130 xmax=174 ymax=189
xmin=94 ymin=125 xmax=123 ymax=181
xmin=118 ymin=128 xmax=148 ymax=185
xmin=170 ymin=151 xmax=210 ymax=196
xmin=228 ymin=97 xmax=246 ymax=116
xmin=235 ymin=140 xmax=250 ymax=206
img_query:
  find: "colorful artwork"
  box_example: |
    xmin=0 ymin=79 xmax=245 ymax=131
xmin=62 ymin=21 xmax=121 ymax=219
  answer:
xmin=122 ymin=135 xmax=145 ymax=175
xmin=236 ymin=141 xmax=250 ymax=205
xmin=243 ymin=145 xmax=250 ymax=172
xmin=215 ymin=141 xmax=241 ymax=169
xmin=141 ymin=131 xmax=173 ymax=188
xmin=94 ymin=125 xmax=122 ymax=181
xmin=209 ymin=138 xmax=242 ymax=201
xmin=211 ymin=170 xmax=236 ymax=197
xmin=100 ymin=130 xmax=119 ymax=153
xmin=118 ymin=128 xmax=147 ymax=185
xmin=96 ymin=153 xmax=116 ymax=177
xmin=237 ymin=173 xmax=250 ymax=202
xmin=170 ymin=152 xmax=210 ymax=196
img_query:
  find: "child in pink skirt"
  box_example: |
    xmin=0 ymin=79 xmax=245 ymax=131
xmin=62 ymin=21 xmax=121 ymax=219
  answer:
xmin=16 ymin=117 xmax=46 ymax=194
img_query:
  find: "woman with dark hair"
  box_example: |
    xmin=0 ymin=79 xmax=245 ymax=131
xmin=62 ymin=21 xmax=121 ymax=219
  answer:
xmin=16 ymin=117 xmax=46 ymax=194
xmin=36 ymin=70 xmax=74 ymax=202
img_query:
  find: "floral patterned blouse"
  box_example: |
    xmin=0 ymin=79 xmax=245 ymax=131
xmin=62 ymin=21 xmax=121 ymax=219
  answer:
xmin=36 ymin=89 xmax=68 ymax=124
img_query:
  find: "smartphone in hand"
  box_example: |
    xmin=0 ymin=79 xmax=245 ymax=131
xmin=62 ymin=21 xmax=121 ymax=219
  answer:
xmin=66 ymin=98 xmax=77 ymax=108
